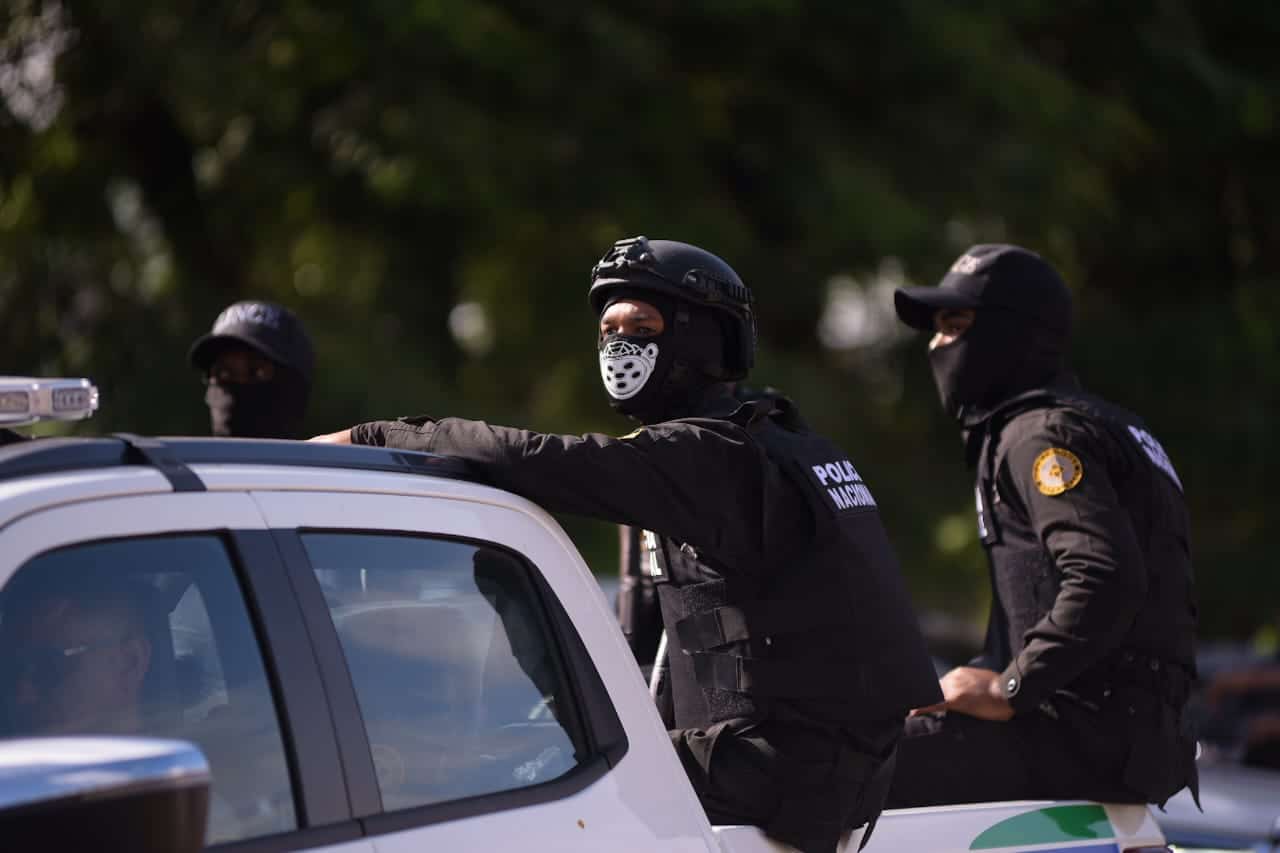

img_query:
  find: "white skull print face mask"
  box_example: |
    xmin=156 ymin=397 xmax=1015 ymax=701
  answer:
xmin=599 ymin=339 xmax=660 ymax=400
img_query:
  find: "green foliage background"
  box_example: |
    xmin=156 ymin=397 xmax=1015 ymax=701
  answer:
xmin=2 ymin=1 xmax=1276 ymax=644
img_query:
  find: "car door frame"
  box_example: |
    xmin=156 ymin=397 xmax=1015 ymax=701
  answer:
xmin=0 ymin=491 xmax=369 ymax=852
xmin=250 ymin=488 xmax=653 ymax=843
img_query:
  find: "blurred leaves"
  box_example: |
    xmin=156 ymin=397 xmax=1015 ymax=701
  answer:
xmin=1 ymin=0 xmax=1278 ymax=641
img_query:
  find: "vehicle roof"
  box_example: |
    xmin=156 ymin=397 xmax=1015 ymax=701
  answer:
xmin=0 ymin=435 xmax=476 ymax=487
xmin=0 ymin=436 xmax=486 ymax=529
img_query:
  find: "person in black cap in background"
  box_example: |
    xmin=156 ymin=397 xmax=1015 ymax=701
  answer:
xmin=886 ymin=244 xmax=1199 ymax=809
xmin=311 ymin=236 xmax=942 ymax=853
xmin=189 ymin=301 xmax=315 ymax=438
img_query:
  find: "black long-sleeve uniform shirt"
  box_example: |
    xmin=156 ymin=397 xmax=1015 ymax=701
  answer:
xmin=351 ymin=410 xmax=812 ymax=586
xmin=972 ymin=390 xmax=1197 ymax=714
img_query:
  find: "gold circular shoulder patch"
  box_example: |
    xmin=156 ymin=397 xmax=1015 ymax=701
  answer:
xmin=1033 ymin=448 xmax=1083 ymax=496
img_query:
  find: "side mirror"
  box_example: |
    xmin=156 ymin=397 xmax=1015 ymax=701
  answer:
xmin=0 ymin=736 xmax=210 ymax=853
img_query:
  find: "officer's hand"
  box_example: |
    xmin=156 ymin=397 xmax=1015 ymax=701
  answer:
xmin=915 ymin=666 xmax=1014 ymax=722
xmin=309 ymin=429 xmax=354 ymax=444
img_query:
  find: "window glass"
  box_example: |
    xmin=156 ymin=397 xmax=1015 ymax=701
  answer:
xmin=302 ymin=533 xmax=582 ymax=812
xmin=0 ymin=535 xmax=297 ymax=845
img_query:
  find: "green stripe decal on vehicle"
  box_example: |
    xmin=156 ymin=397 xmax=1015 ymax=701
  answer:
xmin=970 ymin=804 xmax=1113 ymax=849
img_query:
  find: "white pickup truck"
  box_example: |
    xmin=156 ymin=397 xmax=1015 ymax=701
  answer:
xmin=0 ymin=382 xmax=1172 ymax=852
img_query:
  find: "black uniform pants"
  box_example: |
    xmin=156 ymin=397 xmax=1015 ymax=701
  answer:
xmin=671 ymin=717 xmax=894 ymax=853
xmin=886 ymin=707 xmax=1143 ymax=808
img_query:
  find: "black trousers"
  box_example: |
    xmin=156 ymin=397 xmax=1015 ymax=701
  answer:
xmin=671 ymin=717 xmax=894 ymax=853
xmin=886 ymin=707 xmax=1142 ymax=808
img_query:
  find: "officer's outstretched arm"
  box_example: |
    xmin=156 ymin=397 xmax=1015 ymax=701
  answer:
xmin=350 ymin=415 xmax=763 ymax=557
xmin=996 ymin=423 xmax=1146 ymax=712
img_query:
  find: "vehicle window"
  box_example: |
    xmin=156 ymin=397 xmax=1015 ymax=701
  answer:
xmin=302 ymin=532 xmax=584 ymax=813
xmin=0 ymin=535 xmax=297 ymax=846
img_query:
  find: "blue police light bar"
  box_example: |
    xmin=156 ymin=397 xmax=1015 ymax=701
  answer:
xmin=0 ymin=378 xmax=99 ymax=427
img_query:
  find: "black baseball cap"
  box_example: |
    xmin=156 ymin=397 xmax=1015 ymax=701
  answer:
xmin=189 ymin=300 xmax=315 ymax=382
xmin=894 ymin=244 xmax=1072 ymax=335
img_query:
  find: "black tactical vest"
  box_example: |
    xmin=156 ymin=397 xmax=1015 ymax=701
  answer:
xmin=650 ymin=399 xmax=941 ymax=732
xmin=973 ymin=389 xmax=1196 ymax=677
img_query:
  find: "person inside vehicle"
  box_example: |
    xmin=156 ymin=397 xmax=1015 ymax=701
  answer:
xmin=189 ymin=300 xmax=315 ymax=438
xmin=1 ymin=577 xmax=153 ymax=737
xmin=887 ymin=244 xmax=1199 ymax=809
xmin=0 ymin=570 xmax=254 ymax=842
xmin=310 ymin=236 xmax=942 ymax=853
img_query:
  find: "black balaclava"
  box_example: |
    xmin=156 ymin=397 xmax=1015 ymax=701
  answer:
xmin=928 ymin=307 xmax=1068 ymax=421
xmin=598 ymin=289 xmax=728 ymax=424
xmin=205 ymin=366 xmax=310 ymax=438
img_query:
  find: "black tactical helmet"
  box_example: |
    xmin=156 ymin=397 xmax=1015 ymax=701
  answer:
xmin=588 ymin=236 xmax=757 ymax=375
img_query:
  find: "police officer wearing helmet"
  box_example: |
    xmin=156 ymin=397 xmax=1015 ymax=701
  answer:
xmin=189 ymin=300 xmax=315 ymax=438
xmin=312 ymin=236 xmax=942 ymax=853
xmin=886 ymin=244 xmax=1199 ymax=809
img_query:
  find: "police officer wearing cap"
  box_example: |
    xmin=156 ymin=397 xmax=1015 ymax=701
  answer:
xmin=189 ymin=300 xmax=316 ymax=438
xmin=886 ymin=244 xmax=1199 ymax=808
xmin=312 ymin=236 xmax=942 ymax=853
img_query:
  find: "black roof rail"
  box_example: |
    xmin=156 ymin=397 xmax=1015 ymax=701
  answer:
xmin=114 ymin=433 xmax=206 ymax=492
xmin=0 ymin=436 xmax=478 ymax=488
